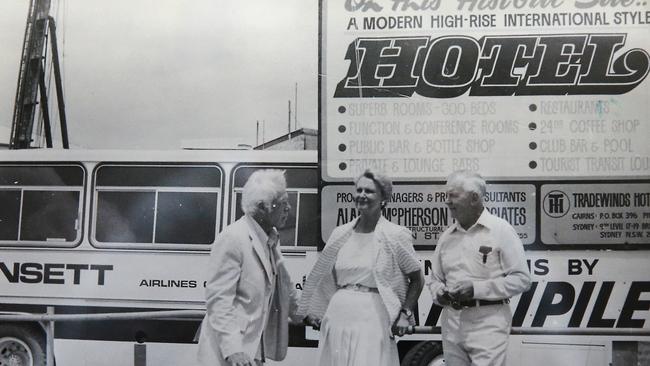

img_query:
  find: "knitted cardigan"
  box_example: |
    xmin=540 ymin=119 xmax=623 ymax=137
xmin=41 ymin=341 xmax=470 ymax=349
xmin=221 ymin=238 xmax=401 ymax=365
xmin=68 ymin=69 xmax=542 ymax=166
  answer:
xmin=297 ymin=216 xmax=421 ymax=325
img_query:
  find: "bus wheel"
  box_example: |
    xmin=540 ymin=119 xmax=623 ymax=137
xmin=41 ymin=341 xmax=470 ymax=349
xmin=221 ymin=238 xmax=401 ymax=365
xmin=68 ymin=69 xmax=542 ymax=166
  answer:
xmin=0 ymin=325 xmax=46 ymax=366
xmin=401 ymin=341 xmax=444 ymax=366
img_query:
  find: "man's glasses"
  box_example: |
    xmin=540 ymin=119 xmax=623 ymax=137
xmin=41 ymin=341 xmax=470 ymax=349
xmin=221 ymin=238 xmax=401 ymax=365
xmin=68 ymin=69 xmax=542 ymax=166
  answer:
xmin=271 ymin=200 xmax=290 ymax=209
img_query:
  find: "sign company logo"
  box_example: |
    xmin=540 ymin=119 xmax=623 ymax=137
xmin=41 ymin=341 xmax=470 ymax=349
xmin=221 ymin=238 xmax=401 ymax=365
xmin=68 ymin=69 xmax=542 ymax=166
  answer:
xmin=543 ymin=190 xmax=570 ymax=218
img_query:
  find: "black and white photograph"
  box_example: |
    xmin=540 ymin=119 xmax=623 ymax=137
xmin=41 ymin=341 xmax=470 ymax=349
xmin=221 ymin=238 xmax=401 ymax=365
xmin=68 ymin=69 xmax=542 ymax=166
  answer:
xmin=1 ymin=0 xmax=649 ymax=365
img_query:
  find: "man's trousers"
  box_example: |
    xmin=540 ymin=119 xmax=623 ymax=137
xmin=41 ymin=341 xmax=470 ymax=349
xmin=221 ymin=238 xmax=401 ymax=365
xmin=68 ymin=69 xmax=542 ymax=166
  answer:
xmin=440 ymin=303 xmax=512 ymax=366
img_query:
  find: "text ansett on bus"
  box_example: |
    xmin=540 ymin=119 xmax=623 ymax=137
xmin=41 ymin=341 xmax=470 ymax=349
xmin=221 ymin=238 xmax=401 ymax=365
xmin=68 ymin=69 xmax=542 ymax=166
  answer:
xmin=0 ymin=262 xmax=113 ymax=285
xmin=334 ymin=34 xmax=650 ymax=98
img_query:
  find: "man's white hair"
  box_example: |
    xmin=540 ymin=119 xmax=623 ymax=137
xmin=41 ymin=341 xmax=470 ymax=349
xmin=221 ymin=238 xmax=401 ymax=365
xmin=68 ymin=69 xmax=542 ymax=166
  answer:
xmin=241 ymin=169 xmax=287 ymax=216
xmin=446 ymin=170 xmax=486 ymax=197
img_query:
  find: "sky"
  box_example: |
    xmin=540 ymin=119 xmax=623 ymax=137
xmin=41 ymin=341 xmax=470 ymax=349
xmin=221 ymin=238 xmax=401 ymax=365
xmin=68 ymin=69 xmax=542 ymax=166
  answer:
xmin=0 ymin=0 xmax=318 ymax=149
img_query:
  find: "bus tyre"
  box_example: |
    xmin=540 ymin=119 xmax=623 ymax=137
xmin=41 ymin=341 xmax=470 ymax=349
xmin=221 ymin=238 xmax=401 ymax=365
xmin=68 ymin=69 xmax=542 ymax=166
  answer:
xmin=0 ymin=324 xmax=46 ymax=366
xmin=401 ymin=341 xmax=444 ymax=366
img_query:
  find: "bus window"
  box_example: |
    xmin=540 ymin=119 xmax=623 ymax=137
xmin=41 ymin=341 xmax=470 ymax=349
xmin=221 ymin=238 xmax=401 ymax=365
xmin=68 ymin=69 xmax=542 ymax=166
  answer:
xmin=297 ymin=192 xmax=318 ymax=247
xmin=92 ymin=164 xmax=222 ymax=249
xmin=21 ymin=190 xmax=81 ymax=241
xmin=95 ymin=191 xmax=155 ymax=243
xmin=155 ymin=191 xmax=219 ymax=244
xmin=0 ymin=164 xmax=84 ymax=247
xmin=231 ymin=165 xmax=318 ymax=248
xmin=0 ymin=190 xmax=20 ymax=240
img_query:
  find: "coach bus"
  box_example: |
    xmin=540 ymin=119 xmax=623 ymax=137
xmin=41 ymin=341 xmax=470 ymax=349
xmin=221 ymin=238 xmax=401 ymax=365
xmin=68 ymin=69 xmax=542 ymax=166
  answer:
xmin=0 ymin=149 xmax=321 ymax=366
xmin=1 ymin=148 xmax=649 ymax=366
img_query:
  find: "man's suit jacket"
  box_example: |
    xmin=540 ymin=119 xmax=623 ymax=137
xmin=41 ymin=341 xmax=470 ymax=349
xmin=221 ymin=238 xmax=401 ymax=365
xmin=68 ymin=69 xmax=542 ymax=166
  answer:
xmin=197 ymin=216 xmax=297 ymax=366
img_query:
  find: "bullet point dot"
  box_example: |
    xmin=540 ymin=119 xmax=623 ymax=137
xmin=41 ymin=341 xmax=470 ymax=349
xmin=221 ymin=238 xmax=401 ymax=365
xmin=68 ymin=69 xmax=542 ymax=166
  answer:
xmin=529 ymin=104 xmax=537 ymax=112
xmin=338 ymin=144 xmax=346 ymax=152
xmin=338 ymin=106 xmax=346 ymax=114
xmin=529 ymin=142 xmax=537 ymax=150
xmin=528 ymin=122 xmax=537 ymax=131
xmin=338 ymin=125 xmax=346 ymax=133
xmin=529 ymin=161 xmax=537 ymax=169
xmin=339 ymin=162 xmax=347 ymax=171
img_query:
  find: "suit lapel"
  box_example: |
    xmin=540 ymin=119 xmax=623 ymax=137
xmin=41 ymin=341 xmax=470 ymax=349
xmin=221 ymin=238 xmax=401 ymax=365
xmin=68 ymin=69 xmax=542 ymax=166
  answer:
xmin=247 ymin=224 xmax=274 ymax=283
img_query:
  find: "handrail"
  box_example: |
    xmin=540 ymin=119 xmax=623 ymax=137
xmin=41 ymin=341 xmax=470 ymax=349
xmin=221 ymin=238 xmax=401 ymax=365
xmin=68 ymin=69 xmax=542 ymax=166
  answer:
xmin=1 ymin=309 xmax=206 ymax=366
xmin=0 ymin=309 xmax=205 ymax=322
xmin=409 ymin=326 xmax=650 ymax=336
xmin=3 ymin=310 xmax=650 ymax=366
xmin=3 ymin=310 xmax=649 ymax=336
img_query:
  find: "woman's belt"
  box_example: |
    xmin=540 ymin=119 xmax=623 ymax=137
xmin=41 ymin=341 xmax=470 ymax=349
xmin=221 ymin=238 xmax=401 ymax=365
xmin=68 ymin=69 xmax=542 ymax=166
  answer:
xmin=338 ymin=283 xmax=379 ymax=293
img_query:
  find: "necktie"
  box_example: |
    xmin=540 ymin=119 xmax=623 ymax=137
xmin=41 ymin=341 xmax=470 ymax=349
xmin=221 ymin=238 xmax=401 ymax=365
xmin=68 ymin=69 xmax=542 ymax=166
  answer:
xmin=267 ymin=227 xmax=279 ymax=275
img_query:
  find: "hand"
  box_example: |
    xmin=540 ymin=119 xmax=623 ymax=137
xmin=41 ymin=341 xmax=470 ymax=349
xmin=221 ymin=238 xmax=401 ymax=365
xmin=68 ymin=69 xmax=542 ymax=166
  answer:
xmin=436 ymin=288 xmax=452 ymax=306
xmin=448 ymin=281 xmax=474 ymax=302
xmin=226 ymin=352 xmax=254 ymax=366
xmin=303 ymin=314 xmax=322 ymax=330
xmin=391 ymin=312 xmax=411 ymax=337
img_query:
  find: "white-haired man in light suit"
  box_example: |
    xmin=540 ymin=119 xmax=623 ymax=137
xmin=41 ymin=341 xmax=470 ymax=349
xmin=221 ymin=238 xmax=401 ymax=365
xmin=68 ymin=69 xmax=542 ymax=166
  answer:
xmin=197 ymin=169 xmax=300 ymax=366
xmin=429 ymin=170 xmax=531 ymax=366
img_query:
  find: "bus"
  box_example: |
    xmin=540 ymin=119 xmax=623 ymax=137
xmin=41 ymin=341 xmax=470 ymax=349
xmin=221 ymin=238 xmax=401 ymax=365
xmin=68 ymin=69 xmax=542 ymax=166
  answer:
xmin=1 ymin=148 xmax=649 ymax=366
xmin=0 ymin=148 xmax=321 ymax=366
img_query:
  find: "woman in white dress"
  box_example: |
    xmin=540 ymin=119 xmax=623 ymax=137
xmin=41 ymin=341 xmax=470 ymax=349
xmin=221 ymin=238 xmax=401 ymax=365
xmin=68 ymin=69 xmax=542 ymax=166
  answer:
xmin=298 ymin=169 xmax=424 ymax=366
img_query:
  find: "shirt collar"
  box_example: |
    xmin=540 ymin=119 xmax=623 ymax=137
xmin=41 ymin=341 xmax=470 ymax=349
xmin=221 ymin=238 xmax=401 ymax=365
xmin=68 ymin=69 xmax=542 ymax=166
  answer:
xmin=451 ymin=209 xmax=493 ymax=233
xmin=245 ymin=215 xmax=269 ymax=245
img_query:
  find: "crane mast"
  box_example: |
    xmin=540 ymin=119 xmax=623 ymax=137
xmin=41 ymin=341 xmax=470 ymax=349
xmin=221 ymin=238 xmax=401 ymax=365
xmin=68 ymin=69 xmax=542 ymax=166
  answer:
xmin=10 ymin=0 xmax=68 ymax=149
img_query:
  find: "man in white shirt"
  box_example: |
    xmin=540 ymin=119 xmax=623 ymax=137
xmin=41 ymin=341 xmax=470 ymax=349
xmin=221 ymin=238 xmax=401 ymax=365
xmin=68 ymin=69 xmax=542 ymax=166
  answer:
xmin=429 ymin=170 xmax=531 ymax=366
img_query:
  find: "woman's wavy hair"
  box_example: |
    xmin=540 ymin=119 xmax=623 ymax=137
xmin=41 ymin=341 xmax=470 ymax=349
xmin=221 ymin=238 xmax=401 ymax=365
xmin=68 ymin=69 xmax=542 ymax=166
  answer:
xmin=354 ymin=169 xmax=393 ymax=207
